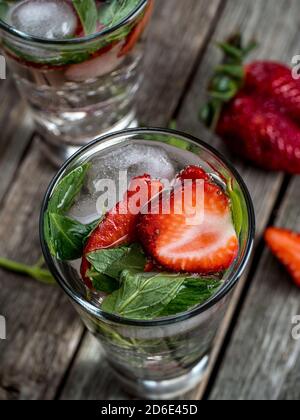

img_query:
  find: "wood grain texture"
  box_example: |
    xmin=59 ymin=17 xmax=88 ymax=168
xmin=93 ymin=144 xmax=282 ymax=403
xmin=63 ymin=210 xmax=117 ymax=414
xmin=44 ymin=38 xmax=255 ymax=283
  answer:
xmin=0 ymin=76 xmax=34 ymax=205
xmin=0 ymin=146 xmax=84 ymax=400
xmin=136 ymin=0 xmax=223 ymax=125
xmin=210 ymin=176 xmax=300 ymax=400
xmin=0 ymin=0 xmax=223 ymax=400
xmin=174 ymin=0 xmax=300 ymax=399
xmin=59 ymin=0 xmax=225 ymax=401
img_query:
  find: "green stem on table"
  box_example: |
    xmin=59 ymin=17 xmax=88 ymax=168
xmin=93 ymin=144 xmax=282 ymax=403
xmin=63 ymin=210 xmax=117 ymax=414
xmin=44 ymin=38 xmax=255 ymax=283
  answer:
xmin=0 ymin=257 xmax=56 ymax=285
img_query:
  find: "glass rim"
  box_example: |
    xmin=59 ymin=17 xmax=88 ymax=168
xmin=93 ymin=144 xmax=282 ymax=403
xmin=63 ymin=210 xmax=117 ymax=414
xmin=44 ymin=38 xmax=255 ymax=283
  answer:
xmin=40 ymin=128 xmax=256 ymax=327
xmin=0 ymin=0 xmax=148 ymax=46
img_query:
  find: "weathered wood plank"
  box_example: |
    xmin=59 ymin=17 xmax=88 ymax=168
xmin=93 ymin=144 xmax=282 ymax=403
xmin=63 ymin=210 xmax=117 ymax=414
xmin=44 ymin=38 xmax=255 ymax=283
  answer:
xmin=210 ymin=176 xmax=300 ymax=400
xmin=136 ymin=0 xmax=222 ymax=125
xmin=0 ymin=0 xmax=223 ymax=400
xmin=0 ymin=146 xmax=84 ymax=400
xmin=0 ymin=77 xmax=34 ymax=205
xmin=174 ymin=0 xmax=300 ymax=399
xmin=59 ymin=0 xmax=226 ymax=401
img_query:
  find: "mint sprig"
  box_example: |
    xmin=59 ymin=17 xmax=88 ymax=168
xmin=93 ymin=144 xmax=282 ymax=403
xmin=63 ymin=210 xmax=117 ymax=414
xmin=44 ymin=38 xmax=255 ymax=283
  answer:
xmin=102 ymin=270 xmax=187 ymax=319
xmin=0 ymin=1 xmax=8 ymax=21
xmin=44 ymin=163 xmax=99 ymax=261
xmin=0 ymin=257 xmax=55 ymax=285
xmin=72 ymin=0 xmax=98 ymax=36
xmin=101 ymin=269 xmax=222 ymax=320
xmin=227 ymin=179 xmax=243 ymax=237
xmin=87 ymin=243 xmax=146 ymax=280
xmin=47 ymin=214 xmax=98 ymax=261
xmin=100 ymin=0 xmax=141 ymax=28
xmin=159 ymin=278 xmax=222 ymax=317
xmin=86 ymin=269 xmax=119 ymax=293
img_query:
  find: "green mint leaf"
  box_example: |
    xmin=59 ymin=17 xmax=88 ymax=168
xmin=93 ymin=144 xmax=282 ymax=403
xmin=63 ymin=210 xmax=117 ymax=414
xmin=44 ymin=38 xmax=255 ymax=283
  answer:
xmin=47 ymin=163 xmax=91 ymax=215
xmin=159 ymin=278 xmax=222 ymax=317
xmin=44 ymin=162 xmax=92 ymax=259
xmin=227 ymin=180 xmax=243 ymax=237
xmin=101 ymin=270 xmax=187 ymax=320
xmin=99 ymin=0 xmax=141 ymax=28
xmin=72 ymin=0 xmax=98 ymax=35
xmin=48 ymin=214 xmax=97 ymax=261
xmin=0 ymin=1 xmax=8 ymax=21
xmin=87 ymin=269 xmax=119 ymax=293
xmin=87 ymin=243 xmax=146 ymax=280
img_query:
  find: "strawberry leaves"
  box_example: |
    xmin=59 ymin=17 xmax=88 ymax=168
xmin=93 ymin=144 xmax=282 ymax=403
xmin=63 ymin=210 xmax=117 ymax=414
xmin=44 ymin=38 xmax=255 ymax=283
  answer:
xmin=201 ymin=33 xmax=257 ymax=129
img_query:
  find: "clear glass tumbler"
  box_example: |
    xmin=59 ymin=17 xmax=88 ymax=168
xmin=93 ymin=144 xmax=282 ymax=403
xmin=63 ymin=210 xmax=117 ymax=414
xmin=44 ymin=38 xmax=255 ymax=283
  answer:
xmin=40 ymin=128 xmax=255 ymax=399
xmin=0 ymin=1 xmax=152 ymax=164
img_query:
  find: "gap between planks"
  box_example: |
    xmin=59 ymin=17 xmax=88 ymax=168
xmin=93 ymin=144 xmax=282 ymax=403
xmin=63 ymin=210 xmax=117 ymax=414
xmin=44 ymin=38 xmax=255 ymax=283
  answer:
xmin=175 ymin=0 xmax=299 ymax=399
xmin=0 ymin=0 xmax=224 ymax=400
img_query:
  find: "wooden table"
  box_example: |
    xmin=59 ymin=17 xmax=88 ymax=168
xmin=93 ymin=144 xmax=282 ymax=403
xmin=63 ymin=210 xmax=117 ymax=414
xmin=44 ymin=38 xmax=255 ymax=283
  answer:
xmin=1 ymin=0 xmax=300 ymax=401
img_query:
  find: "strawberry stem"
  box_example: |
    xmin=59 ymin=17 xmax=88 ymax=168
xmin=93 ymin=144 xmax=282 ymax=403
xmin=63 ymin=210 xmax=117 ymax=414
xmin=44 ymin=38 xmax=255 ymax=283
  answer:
xmin=200 ymin=33 xmax=258 ymax=130
xmin=0 ymin=257 xmax=55 ymax=285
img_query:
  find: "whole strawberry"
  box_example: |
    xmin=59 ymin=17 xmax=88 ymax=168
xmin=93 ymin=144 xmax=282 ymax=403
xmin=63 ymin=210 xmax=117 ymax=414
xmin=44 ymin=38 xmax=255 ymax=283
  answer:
xmin=245 ymin=61 xmax=300 ymax=123
xmin=201 ymin=34 xmax=300 ymax=174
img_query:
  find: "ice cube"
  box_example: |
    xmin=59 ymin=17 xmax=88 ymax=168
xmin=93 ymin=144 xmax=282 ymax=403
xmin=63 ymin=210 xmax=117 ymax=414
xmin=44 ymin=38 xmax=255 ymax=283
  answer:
xmin=68 ymin=144 xmax=176 ymax=221
xmin=89 ymin=144 xmax=176 ymax=191
xmin=10 ymin=0 xmax=78 ymax=40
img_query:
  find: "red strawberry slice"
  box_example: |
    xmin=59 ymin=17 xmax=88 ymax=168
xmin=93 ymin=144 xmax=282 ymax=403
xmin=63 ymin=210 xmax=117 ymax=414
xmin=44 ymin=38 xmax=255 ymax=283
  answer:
xmin=118 ymin=0 xmax=154 ymax=57
xmin=177 ymin=165 xmax=210 ymax=182
xmin=265 ymin=227 xmax=300 ymax=287
xmin=245 ymin=61 xmax=300 ymax=123
xmin=137 ymin=167 xmax=239 ymax=274
xmin=65 ymin=42 xmax=124 ymax=81
xmin=81 ymin=174 xmax=163 ymax=286
xmin=217 ymin=91 xmax=300 ymax=173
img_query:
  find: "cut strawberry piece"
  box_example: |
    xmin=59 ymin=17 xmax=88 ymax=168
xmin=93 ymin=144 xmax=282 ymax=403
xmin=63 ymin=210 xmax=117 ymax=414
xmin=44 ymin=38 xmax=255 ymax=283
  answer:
xmin=118 ymin=0 xmax=154 ymax=57
xmin=265 ymin=227 xmax=300 ymax=287
xmin=81 ymin=174 xmax=163 ymax=286
xmin=177 ymin=165 xmax=210 ymax=182
xmin=65 ymin=43 xmax=124 ymax=81
xmin=137 ymin=171 xmax=239 ymax=274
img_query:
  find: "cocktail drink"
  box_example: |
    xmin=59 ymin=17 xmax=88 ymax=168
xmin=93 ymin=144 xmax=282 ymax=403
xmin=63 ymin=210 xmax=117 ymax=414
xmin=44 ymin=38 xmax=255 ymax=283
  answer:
xmin=0 ymin=1 xmax=152 ymax=163
xmin=40 ymin=129 xmax=255 ymax=399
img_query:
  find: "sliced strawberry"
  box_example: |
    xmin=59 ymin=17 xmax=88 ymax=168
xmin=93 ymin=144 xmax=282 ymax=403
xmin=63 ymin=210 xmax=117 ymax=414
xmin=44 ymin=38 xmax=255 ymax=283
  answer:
xmin=65 ymin=43 xmax=124 ymax=81
xmin=177 ymin=165 xmax=211 ymax=182
xmin=118 ymin=0 xmax=154 ymax=57
xmin=81 ymin=174 xmax=163 ymax=286
xmin=137 ymin=171 xmax=239 ymax=274
xmin=265 ymin=227 xmax=300 ymax=287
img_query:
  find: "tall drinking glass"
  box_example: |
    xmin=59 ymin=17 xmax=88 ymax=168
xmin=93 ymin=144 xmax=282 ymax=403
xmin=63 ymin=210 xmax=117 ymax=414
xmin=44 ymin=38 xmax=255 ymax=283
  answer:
xmin=0 ymin=0 xmax=152 ymax=164
xmin=40 ymin=128 xmax=255 ymax=399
